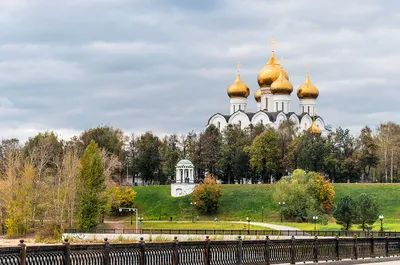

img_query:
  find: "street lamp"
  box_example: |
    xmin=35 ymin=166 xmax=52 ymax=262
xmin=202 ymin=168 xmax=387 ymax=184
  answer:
xmin=278 ymin=202 xmax=285 ymax=223
xmin=138 ymin=217 xmax=144 ymax=231
xmin=246 ymin=217 xmax=251 ymax=235
xmin=119 ymin=207 xmax=138 ymax=232
xmin=313 ymin=216 xmax=319 ymax=233
xmin=379 ymin=215 xmax=384 ymax=232
xmin=261 ymin=206 xmax=264 ymax=223
xmin=190 ymin=202 xmax=197 ymax=223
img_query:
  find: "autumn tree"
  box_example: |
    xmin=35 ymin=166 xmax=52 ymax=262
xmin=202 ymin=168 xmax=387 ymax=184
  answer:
xmin=76 ymin=140 xmax=106 ymax=229
xmin=192 ymin=174 xmax=222 ymax=214
xmin=275 ymin=169 xmax=335 ymax=221
xmin=107 ymin=187 xmax=137 ymax=215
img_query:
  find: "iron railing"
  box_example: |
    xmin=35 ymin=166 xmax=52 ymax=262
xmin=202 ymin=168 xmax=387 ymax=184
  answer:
xmin=63 ymin=228 xmax=400 ymax=238
xmin=1 ymin=236 xmax=400 ymax=265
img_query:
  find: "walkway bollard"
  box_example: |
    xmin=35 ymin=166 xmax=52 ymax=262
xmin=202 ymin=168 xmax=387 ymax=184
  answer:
xmin=63 ymin=238 xmax=71 ymax=265
xmin=18 ymin=239 xmax=26 ymax=265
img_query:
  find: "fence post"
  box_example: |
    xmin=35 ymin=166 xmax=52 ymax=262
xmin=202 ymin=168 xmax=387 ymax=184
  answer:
xmin=264 ymin=236 xmax=270 ymax=265
xmin=204 ymin=236 xmax=211 ymax=265
xmin=290 ymin=235 xmax=295 ymax=265
xmin=104 ymin=238 xmax=110 ymax=265
xmin=370 ymin=234 xmax=375 ymax=258
xmin=335 ymin=235 xmax=340 ymax=261
xmin=314 ymin=236 xmax=319 ymax=263
xmin=237 ymin=236 xmax=243 ymax=265
xmin=353 ymin=235 xmax=358 ymax=260
xmin=63 ymin=238 xmax=71 ymax=265
xmin=18 ymin=239 xmax=26 ymax=265
xmin=140 ymin=237 xmax=146 ymax=265
xmin=173 ymin=236 xmax=179 ymax=265
xmin=385 ymin=236 xmax=389 ymax=257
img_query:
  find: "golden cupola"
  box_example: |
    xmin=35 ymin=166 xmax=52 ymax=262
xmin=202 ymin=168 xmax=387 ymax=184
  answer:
xmin=308 ymin=120 xmax=322 ymax=135
xmin=257 ymin=52 xmax=289 ymax=88
xmin=254 ymin=88 xmax=261 ymax=102
xmin=227 ymin=72 xmax=250 ymax=98
xmin=270 ymin=68 xmax=293 ymax=95
xmin=297 ymin=73 xmax=319 ymax=99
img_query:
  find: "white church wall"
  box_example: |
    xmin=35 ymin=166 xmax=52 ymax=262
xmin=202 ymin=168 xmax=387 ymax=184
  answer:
xmin=300 ymin=115 xmax=312 ymax=131
xmin=251 ymin=112 xmax=271 ymax=126
xmin=228 ymin=112 xmax=250 ymax=130
xmin=209 ymin=115 xmax=228 ymax=132
xmin=171 ymin=183 xmax=197 ymax=197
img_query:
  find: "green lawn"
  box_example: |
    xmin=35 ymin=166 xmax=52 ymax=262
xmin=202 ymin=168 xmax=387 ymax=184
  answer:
xmin=128 ymin=221 xmax=266 ymax=230
xmin=132 ymin=183 xmax=400 ymax=230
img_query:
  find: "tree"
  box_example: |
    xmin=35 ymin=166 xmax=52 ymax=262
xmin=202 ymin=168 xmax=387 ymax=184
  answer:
xmin=192 ymin=174 xmax=222 ymax=214
xmin=356 ymin=126 xmax=379 ymax=182
xmin=245 ymin=129 xmax=281 ymax=183
xmin=199 ymin=125 xmax=222 ymax=176
xmin=76 ymin=140 xmax=106 ymax=229
xmin=356 ymin=193 xmax=379 ymax=231
xmin=80 ymin=126 xmax=124 ymax=157
xmin=275 ymin=169 xmax=335 ymax=221
xmin=333 ymin=196 xmax=358 ymax=230
xmin=295 ymin=132 xmax=327 ymax=173
xmin=135 ymin=132 xmax=161 ymax=184
xmin=159 ymin=135 xmax=181 ymax=183
xmin=107 ymin=187 xmax=136 ymax=215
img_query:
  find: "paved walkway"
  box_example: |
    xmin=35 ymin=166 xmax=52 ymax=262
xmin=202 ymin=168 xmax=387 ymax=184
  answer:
xmin=235 ymin=221 xmax=301 ymax=231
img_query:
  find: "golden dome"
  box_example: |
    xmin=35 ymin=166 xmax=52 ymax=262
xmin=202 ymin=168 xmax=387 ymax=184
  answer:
xmin=227 ymin=73 xmax=250 ymax=98
xmin=270 ymin=68 xmax=293 ymax=95
xmin=308 ymin=120 xmax=322 ymax=135
xmin=254 ymin=88 xmax=261 ymax=102
xmin=257 ymin=52 xmax=289 ymax=87
xmin=297 ymin=74 xmax=319 ymax=99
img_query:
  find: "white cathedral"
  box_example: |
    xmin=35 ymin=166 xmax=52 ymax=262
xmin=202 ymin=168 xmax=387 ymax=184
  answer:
xmin=208 ymin=43 xmax=325 ymax=135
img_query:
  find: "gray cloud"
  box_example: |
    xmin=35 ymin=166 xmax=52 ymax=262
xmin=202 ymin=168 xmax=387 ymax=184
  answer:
xmin=0 ymin=0 xmax=399 ymax=141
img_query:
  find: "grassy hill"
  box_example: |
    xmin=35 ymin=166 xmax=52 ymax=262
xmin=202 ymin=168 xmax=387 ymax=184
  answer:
xmin=133 ymin=184 xmax=400 ymax=226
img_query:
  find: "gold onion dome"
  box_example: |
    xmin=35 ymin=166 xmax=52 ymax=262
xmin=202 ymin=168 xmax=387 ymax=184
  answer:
xmin=308 ymin=120 xmax=322 ymax=135
xmin=257 ymin=52 xmax=289 ymax=87
xmin=254 ymin=88 xmax=261 ymax=102
xmin=270 ymin=68 xmax=293 ymax=95
xmin=297 ymin=74 xmax=319 ymax=99
xmin=227 ymin=73 xmax=250 ymax=98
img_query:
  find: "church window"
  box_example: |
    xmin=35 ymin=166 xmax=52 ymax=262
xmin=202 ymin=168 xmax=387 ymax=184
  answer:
xmin=233 ymin=105 xmax=236 ymax=112
xmin=308 ymin=106 xmax=310 ymax=113
xmin=266 ymin=99 xmax=268 ymax=110
xmin=281 ymin=102 xmax=284 ymax=112
xmin=302 ymin=106 xmax=305 ymax=113
xmin=260 ymin=120 xmax=263 ymax=125
xmin=217 ymin=122 xmax=220 ymax=130
xmin=276 ymin=102 xmax=278 ymax=111
xmin=238 ymin=120 xmax=242 ymax=127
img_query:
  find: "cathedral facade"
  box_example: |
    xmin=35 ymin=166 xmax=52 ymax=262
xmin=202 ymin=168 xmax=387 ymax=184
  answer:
xmin=208 ymin=43 xmax=325 ymax=134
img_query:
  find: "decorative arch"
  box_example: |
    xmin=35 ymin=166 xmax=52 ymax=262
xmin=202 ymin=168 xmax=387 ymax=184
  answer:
xmin=300 ymin=114 xmax=312 ymax=131
xmin=208 ymin=114 xmax=228 ymax=132
xmin=315 ymin=117 xmax=325 ymax=130
xmin=274 ymin=112 xmax=288 ymax=128
xmin=228 ymin=111 xmax=250 ymax=129
xmin=251 ymin=111 xmax=272 ymax=126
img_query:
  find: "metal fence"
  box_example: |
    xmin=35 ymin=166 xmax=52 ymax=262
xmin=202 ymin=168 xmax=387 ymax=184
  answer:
xmin=64 ymin=228 xmax=400 ymax=238
xmin=1 ymin=235 xmax=400 ymax=265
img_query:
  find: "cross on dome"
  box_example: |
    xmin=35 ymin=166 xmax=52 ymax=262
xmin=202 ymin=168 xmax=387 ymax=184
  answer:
xmin=269 ymin=37 xmax=278 ymax=53
xmin=305 ymin=65 xmax=311 ymax=75
xmin=237 ymin=61 xmax=241 ymax=74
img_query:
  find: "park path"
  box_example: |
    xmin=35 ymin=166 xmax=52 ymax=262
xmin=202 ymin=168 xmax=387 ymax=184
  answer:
xmin=234 ymin=221 xmax=301 ymax=231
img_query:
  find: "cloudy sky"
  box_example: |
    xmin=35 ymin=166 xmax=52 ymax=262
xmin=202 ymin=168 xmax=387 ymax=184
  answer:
xmin=0 ymin=0 xmax=399 ymax=142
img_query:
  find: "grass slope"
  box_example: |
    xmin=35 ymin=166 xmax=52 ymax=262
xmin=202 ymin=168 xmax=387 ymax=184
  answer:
xmin=133 ymin=184 xmax=400 ymax=229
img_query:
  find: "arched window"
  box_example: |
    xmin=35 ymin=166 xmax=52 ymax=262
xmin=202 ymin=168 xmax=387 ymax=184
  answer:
xmin=281 ymin=102 xmax=284 ymax=112
xmin=302 ymin=106 xmax=305 ymax=113
xmin=276 ymin=102 xmax=278 ymax=111
xmin=233 ymin=105 xmax=236 ymax=112
xmin=266 ymin=99 xmax=268 ymax=110
xmin=238 ymin=120 xmax=242 ymax=127
xmin=260 ymin=120 xmax=263 ymax=125
xmin=217 ymin=121 xmax=220 ymax=130
xmin=308 ymin=106 xmax=310 ymax=114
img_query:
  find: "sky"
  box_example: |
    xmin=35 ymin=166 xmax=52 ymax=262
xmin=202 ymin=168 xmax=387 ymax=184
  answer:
xmin=0 ymin=0 xmax=399 ymax=142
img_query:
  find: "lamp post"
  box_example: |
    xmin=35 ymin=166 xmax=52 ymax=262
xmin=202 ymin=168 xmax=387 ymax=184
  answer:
xmin=119 ymin=207 xmax=138 ymax=231
xmin=278 ymin=202 xmax=285 ymax=223
xmin=190 ymin=202 xmax=197 ymax=223
xmin=138 ymin=217 xmax=143 ymax=232
xmin=246 ymin=217 xmax=251 ymax=235
xmin=379 ymin=215 xmax=384 ymax=232
xmin=313 ymin=216 xmax=319 ymax=233
xmin=261 ymin=206 xmax=264 ymax=223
